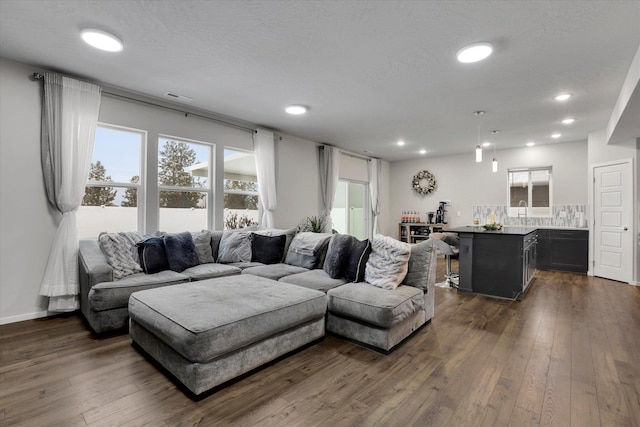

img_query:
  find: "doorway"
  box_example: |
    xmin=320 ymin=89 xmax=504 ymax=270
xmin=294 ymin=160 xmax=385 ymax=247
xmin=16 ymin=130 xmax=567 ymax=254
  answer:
xmin=592 ymin=159 xmax=634 ymax=283
xmin=331 ymin=180 xmax=369 ymax=240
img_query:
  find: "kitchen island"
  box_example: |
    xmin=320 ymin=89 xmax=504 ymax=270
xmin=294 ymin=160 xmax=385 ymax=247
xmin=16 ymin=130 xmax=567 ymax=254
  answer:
xmin=447 ymin=226 xmax=538 ymax=300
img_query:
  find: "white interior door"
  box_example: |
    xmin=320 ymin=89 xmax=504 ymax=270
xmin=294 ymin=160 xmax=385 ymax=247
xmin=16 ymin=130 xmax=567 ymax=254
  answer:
xmin=593 ymin=160 xmax=633 ymax=282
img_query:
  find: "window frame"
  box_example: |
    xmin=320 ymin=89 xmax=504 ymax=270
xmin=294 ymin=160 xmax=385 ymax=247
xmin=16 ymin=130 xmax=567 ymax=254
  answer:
xmin=157 ymin=134 xmax=214 ymax=231
xmin=223 ymin=147 xmax=259 ymax=229
xmin=80 ymin=123 xmax=146 ymax=235
xmin=507 ymin=166 xmax=553 ymax=218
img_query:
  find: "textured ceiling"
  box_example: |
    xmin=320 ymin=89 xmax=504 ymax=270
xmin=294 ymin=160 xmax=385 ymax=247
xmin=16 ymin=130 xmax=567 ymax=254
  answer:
xmin=1 ymin=0 xmax=639 ymax=161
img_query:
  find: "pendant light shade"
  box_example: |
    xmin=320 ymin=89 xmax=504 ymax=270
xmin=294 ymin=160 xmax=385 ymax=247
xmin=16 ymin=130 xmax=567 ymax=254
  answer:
xmin=476 ymin=145 xmax=483 ymax=162
xmin=492 ymin=158 xmax=498 ymax=172
xmin=473 ymin=110 xmax=484 ymax=162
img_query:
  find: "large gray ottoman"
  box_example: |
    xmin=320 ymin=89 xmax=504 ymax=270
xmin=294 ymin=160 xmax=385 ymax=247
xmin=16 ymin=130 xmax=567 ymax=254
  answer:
xmin=128 ymin=275 xmax=327 ymax=396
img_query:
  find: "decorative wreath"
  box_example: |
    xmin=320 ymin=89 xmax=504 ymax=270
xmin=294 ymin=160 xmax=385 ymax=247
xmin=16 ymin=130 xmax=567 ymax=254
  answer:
xmin=412 ymin=170 xmax=437 ymax=195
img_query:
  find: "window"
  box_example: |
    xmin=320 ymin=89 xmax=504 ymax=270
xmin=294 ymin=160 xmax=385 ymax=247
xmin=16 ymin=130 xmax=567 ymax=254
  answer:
xmin=158 ymin=136 xmax=212 ymax=232
xmin=78 ymin=124 xmax=144 ymax=238
xmin=223 ymin=148 xmax=259 ymax=229
xmin=508 ymin=167 xmax=552 ymax=217
xmin=331 ymin=180 xmax=369 ymax=239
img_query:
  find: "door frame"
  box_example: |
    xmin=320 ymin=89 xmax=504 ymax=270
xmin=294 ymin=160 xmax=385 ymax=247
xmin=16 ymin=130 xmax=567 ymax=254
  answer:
xmin=589 ymin=158 xmax=636 ymax=284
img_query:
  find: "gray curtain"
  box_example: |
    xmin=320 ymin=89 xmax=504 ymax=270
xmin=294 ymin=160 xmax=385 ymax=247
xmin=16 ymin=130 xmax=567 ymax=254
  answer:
xmin=319 ymin=145 xmax=340 ymax=233
xmin=39 ymin=73 xmax=101 ymax=312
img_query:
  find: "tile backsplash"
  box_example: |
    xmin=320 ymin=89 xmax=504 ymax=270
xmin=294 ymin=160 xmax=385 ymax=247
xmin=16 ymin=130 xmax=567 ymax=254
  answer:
xmin=472 ymin=205 xmax=588 ymax=228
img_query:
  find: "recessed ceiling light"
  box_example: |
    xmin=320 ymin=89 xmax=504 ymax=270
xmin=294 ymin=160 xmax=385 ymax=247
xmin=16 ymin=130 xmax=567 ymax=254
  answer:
xmin=285 ymin=105 xmax=308 ymax=115
xmin=562 ymin=118 xmax=575 ymax=125
xmin=397 ymin=140 xmax=405 ymax=146
xmin=490 ymin=130 xmax=501 ymax=135
xmin=526 ymin=142 xmax=535 ymax=147
xmin=419 ymin=149 xmax=427 ymax=154
xmin=551 ymin=133 xmax=561 ymax=139
xmin=456 ymin=42 xmax=494 ymax=63
xmin=554 ymin=93 xmax=572 ymax=102
xmin=81 ymin=28 xmax=123 ymax=52
xmin=482 ymin=142 xmax=491 ymax=147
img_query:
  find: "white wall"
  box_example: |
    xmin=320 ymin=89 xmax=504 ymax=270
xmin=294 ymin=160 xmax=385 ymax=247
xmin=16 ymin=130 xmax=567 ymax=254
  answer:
xmin=0 ymin=58 xmax=53 ymax=323
xmin=389 ymin=141 xmax=589 ymax=233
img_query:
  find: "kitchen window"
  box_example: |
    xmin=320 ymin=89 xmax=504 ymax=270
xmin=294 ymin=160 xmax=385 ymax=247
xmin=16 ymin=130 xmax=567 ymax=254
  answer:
xmin=508 ymin=166 xmax=552 ymax=217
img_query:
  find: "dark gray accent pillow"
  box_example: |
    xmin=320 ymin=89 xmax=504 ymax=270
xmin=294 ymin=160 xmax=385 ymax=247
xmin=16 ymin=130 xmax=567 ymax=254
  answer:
xmin=402 ymin=239 xmax=436 ymax=292
xmin=137 ymin=237 xmax=169 ymax=274
xmin=285 ymin=233 xmax=332 ymax=269
xmin=323 ymin=234 xmax=356 ymax=279
xmin=210 ymin=231 xmax=224 ymax=262
xmin=251 ymin=233 xmax=287 ymax=264
xmin=163 ymin=232 xmax=199 ymax=272
xmin=345 ymin=238 xmax=372 ymax=282
xmin=191 ymin=230 xmax=214 ymax=264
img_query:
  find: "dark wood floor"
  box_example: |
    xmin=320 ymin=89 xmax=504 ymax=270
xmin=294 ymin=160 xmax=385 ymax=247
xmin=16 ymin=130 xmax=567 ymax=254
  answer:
xmin=1 ymin=261 xmax=639 ymax=427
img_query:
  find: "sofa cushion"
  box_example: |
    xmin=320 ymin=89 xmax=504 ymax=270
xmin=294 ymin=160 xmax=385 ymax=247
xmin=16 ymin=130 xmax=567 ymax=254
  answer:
xmin=402 ymin=239 xmax=436 ymax=292
xmin=128 ymin=276 xmax=327 ymax=363
xmin=164 ymin=232 xmax=199 ymax=272
xmin=137 ymin=237 xmax=169 ymax=274
xmin=365 ymin=234 xmax=411 ymax=290
xmin=191 ymin=230 xmax=214 ymax=264
xmin=323 ymin=234 xmax=355 ymax=279
xmin=254 ymin=227 xmax=297 ymax=262
xmin=88 ymin=270 xmax=190 ymax=312
xmin=218 ymin=231 xmax=253 ymax=263
xmin=327 ymin=282 xmax=424 ymax=328
xmin=227 ymin=261 xmax=265 ymax=270
xmin=279 ymin=269 xmax=347 ymax=293
xmin=285 ymin=232 xmax=332 ymax=269
xmin=98 ymin=231 xmax=144 ymax=280
xmin=250 ymin=233 xmax=286 ymax=264
xmin=182 ymin=263 xmax=242 ymax=281
xmin=344 ymin=238 xmax=372 ymax=283
xmin=242 ymin=263 xmax=309 ymax=281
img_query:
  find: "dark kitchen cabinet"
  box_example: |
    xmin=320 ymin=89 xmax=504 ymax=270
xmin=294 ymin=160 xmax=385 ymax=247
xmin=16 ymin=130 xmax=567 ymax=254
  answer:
xmin=536 ymin=229 xmax=588 ymax=273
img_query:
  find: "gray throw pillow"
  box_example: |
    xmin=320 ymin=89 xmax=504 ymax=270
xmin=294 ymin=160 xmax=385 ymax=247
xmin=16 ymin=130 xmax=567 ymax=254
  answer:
xmin=323 ymin=234 xmax=355 ymax=279
xmin=402 ymin=239 xmax=436 ymax=292
xmin=164 ymin=232 xmax=199 ymax=272
xmin=218 ymin=231 xmax=253 ymax=263
xmin=285 ymin=232 xmax=332 ymax=269
xmin=98 ymin=231 xmax=144 ymax=280
xmin=191 ymin=230 xmax=214 ymax=264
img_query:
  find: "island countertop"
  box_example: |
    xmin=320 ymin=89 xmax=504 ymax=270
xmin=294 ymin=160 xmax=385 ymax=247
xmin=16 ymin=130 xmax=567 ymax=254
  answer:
xmin=447 ymin=226 xmax=538 ymax=236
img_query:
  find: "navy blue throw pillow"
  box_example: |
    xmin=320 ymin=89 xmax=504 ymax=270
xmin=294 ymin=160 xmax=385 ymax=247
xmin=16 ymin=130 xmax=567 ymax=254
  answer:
xmin=137 ymin=237 xmax=169 ymax=274
xmin=251 ymin=233 xmax=287 ymax=264
xmin=163 ymin=232 xmax=199 ymax=272
xmin=323 ymin=234 xmax=355 ymax=279
xmin=345 ymin=238 xmax=372 ymax=282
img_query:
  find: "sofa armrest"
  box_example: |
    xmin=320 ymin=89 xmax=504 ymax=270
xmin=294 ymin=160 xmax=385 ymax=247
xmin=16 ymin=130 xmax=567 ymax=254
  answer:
xmin=79 ymin=239 xmax=113 ymax=286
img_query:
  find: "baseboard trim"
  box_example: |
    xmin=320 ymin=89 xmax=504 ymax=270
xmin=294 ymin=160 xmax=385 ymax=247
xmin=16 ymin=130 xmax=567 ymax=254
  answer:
xmin=0 ymin=310 xmax=50 ymax=325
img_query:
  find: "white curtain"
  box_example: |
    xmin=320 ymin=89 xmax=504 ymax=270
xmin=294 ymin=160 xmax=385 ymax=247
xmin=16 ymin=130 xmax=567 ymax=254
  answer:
xmin=319 ymin=145 xmax=340 ymax=233
xmin=39 ymin=73 xmax=102 ymax=312
xmin=369 ymin=158 xmax=381 ymax=235
xmin=253 ymin=129 xmax=277 ymax=228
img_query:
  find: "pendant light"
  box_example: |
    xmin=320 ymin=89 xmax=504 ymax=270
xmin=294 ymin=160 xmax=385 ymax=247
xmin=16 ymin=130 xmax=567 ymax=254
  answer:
xmin=492 ymin=157 xmax=498 ymax=172
xmin=474 ymin=110 xmax=484 ymax=162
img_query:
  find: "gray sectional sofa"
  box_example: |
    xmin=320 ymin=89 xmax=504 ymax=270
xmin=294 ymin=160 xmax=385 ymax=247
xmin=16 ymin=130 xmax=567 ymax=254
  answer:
xmin=79 ymin=228 xmax=437 ymax=357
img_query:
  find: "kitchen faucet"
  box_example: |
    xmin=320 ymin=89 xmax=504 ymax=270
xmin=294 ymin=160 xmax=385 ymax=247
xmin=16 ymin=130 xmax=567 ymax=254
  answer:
xmin=517 ymin=200 xmax=528 ymax=225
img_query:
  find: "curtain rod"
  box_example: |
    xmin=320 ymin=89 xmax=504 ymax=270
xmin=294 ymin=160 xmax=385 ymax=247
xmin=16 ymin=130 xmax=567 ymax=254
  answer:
xmin=31 ymin=72 xmax=255 ymax=134
xmin=320 ymin=144 xmax=373 ymax=161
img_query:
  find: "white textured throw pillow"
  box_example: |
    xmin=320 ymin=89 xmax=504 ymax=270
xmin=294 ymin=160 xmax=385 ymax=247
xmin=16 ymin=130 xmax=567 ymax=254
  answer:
xmin=98 ymin=231 xmax=144 ymax=280
xmin=365 ymin=234 xmax=411 ymax=290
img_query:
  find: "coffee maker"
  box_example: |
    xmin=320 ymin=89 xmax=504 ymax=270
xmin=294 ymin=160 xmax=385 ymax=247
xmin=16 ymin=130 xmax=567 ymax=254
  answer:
xmin=435 ymin=201 xmax=447 ymax=224
xmin=427 ymin=212 xmax=435 ymax=224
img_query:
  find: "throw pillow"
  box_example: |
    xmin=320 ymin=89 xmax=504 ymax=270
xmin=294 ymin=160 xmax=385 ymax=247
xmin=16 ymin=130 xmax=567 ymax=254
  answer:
xmin=323 ymin=234 xmax=356 ymax=279
xmin=191 ymin=230 xmax=214 ymax=264
xmin=344 ymin=238 xmax=372 ymax=282
xmin=98 ymin=231 xmax=144 ymax=280
xmin=401 ymin=239 xmax=436 ymax=292
xmin=250 ymin=233 xmax=287 ymax=264
xmin=217 ymin=231 xmax=253 ymax=263
xmin=137 ymin=237 xmax=169 ymax=274
xmin=163 ymin=232 xmax=199 ymax=272
xmin=254 ymin=227 xmax=297 ymax=262
xmin=285 ymin=232 xmax=332 ymax=269
xmin=365 ymin=234 xmax=411 ymax=290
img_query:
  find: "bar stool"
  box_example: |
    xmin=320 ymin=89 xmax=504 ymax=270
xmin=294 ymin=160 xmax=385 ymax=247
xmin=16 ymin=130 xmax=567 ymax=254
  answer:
xmin=428 ymin=232 xmax=459 ymax=288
